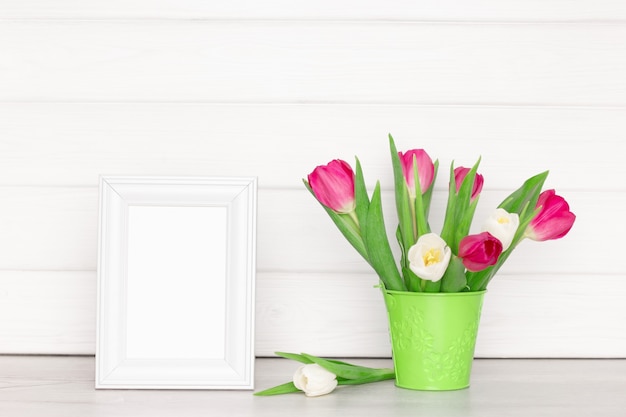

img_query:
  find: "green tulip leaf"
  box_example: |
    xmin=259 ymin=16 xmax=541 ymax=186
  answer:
xmin=499 ymin=171 xmax=548 ymax=216
xmin=412 ymin=156 xmax=430 ymax=239
xmin=254 ymin=381 xmax=300 ymax=396
xmin=453 ymin=157 xmax=481 ymax=254
xmin=402 ymin=266 xmax=423 ymax=292
xmin=440 ymin=255 xmax=467 ymax=293
xmin=354 ymin=157 xmax=371 ymax=232
xmin=301 ymin=353 xmax=394 ymax=381
xmin=275 ymin=352 xmax=362 ymax=368
xmin=336 ymin=371 xmax=395 ymax=385
xmin=422 ymin=279 xmax=442 ymax=293
xmin=303 ymin=180 xmax=370 ymax=264
xmin=389 ymin=134 xmax=415 ymax=269
xmin=274 ymin=351 xmax=314 ymax=364
xmin=441 ymin=158 xmax=481 ymax=255
xmin=364 ymin=182 xmax=406 ymax=291
xmin=440 ymin=162 xmax=458 ymax=250
xmin=422 ymin=159 xmax=439 ymax=221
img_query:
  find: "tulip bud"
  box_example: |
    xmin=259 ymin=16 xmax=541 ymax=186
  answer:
xmin=525 ymin=189 xmax=576 ymax=241
xmin=398 ymin=149 xmax=435 ymax=198
xmin=308 ymin=159 xmax=356 ymax=214
xmin=407 ymin=233 xmax=452 ymax=282
xmin=458 ymin=232 xmax=503 ymax=272
xmin=481 ymin=208 xmax=519 ymax=251
xmin=293 ymin=364 xmax=338 ymax=397
xmin=454 ymin=166 xmax=484 ymax=201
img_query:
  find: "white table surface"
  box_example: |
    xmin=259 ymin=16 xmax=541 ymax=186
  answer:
xmin=0 ymin=356 xmax=624 ymax=417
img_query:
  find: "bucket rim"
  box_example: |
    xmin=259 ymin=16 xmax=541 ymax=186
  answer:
xmin=378 ymin=282 xmax=487 ymax=297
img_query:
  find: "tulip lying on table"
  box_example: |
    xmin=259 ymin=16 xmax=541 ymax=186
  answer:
xmin=254 ymin=352 xmax=395 ymax=397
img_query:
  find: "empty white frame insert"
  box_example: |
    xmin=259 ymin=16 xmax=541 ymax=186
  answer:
xmin=96 ymin=176 xmax=257 ymax=389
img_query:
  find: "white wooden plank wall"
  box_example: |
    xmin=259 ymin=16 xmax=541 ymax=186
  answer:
xmin=0 ymin=2 xmax=624 ymax=357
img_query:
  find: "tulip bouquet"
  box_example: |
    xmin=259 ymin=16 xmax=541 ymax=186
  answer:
xmin=255 ymin=135 xmax=575 ymax=397
xmin=304 ymin=135 xmax=575 ymax=293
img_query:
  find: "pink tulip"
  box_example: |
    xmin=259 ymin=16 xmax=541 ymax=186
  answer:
xmin=308 ymin=159 xmax=356 ymax=214
xmin=525 ymin=189 xmax=576 ymax=241
xmin=454 ymin=166 xmax=484 ymax=201
xmin=458 ymin=232 xmax=503 ymax=272
xmin=398 ymin=149 xmax=435 ymax=197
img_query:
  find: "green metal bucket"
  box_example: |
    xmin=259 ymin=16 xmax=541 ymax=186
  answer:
xmin=381 ymin=286 xmax=486 ymax=391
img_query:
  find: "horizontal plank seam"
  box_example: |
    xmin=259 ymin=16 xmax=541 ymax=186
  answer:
xmin=245 ymin=185 xmax=625 ymax=193
xmin=253 ymin=355 xmax=626 ymax=360
xmin=0 ymin=184 xmax=619 ymax=193
xmin=0 ymin=184 xmax=97 ymax=190
xmin=0 ymin=269 xmax=622 ymax=277
xmin=1 ymin=354 xmax=625 ymax=360
xmin=0 ymin=353 xmax=95 ymax=357
xmin=2 ymin=18 xmax=626 ymax=25
xmin=254 ymin=270 xmax=620 ymax=277
xmin=0 ymin=269 xmax=96 ymax=273
xmin=1 ymin=100 xmax=626 ymax=110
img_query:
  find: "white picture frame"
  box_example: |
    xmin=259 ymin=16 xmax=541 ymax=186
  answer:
xmin=96 ymin=176 xmax=257 ymax=389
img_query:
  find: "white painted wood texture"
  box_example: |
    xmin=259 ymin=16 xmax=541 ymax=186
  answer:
xmin=1 ymin=356 xmax=625 ymax=417
xmin=0 ymin=3 xmax=624 ymax=357
xmin=0 ymin=104 xmax=624 ymax=189
xmin=2 ymin=1 xmax=626 ymax=21
xmin=1 ymin=22 xmax=626 ymax=105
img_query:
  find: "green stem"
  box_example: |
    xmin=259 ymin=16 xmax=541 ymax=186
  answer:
xmin=409 ymin=195 xmax=417 ymax=240
xmin=347 ymin=210 xmax=360 ymax=228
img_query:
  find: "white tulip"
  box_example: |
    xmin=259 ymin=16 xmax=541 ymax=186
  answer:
xmin=407 ymin=233 xmax=451 ymax=282
xmin=293 ymin=364 xmax=338 ymax=397
xmin=481 ymin=208 xmax=520 ymax=251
